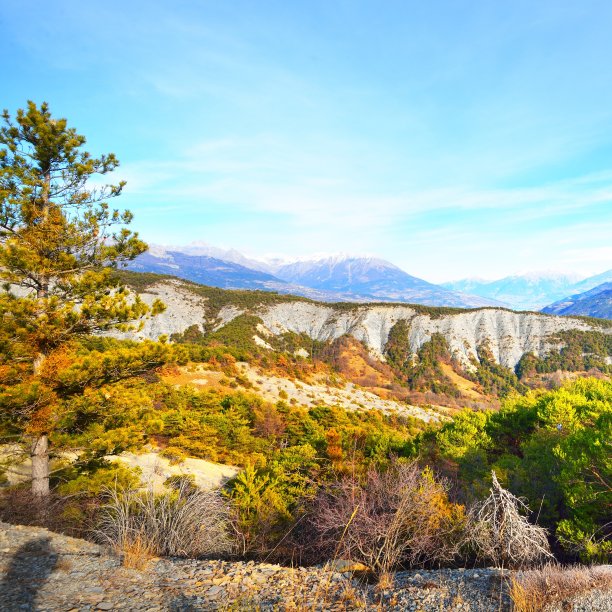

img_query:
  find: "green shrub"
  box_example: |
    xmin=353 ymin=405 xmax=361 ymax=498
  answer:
xmin=56 ymin=461 xmax=142 ymax=496
xmin=160 ymin=446 xmax=187 ymax=465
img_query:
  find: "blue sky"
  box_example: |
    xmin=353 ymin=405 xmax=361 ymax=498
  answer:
xmin=2 ymin=0 xmax=612 ymax=282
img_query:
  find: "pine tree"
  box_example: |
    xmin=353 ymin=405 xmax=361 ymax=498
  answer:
xmin=0 ymin=101 xmax=164 ymax=496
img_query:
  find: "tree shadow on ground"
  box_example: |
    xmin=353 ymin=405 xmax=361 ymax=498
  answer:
xmin=0 ymin=537 xmax=58 ymax=611
xmin=166 ymin=593 xmax=201 ymax=610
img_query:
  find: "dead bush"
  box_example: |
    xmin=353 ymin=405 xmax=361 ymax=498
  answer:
xmin=95 ymin=482 xmax=234 ymax=560
xmin=0 ymin=487 xmax=98 ymax=537
xmin=466 ymin=471 xmax=553 ymax=568
xmin=509 ymin=563 xmax=612 ymax=612
xmin=299 ymin=461 xmax=465 ymax=574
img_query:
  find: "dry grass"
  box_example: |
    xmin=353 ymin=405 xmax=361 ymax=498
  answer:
xmin=54 ymin=557 xmax=73 ymax=572
xmin=330 ymin=336 xmax=396 ymax=390
xmin=509 ymin=564 xmax=612 ymax=612
xmin=338 ymin=581 xmax=369 ymax=608
xmin=439 ymin=363 xmax=485 ymax=400
xmin=95 ymin=482 xmax=233 ymax=559
xmin=218 ymin=583 xmax=264 ymax=611
xmin=120 ymin=533 xmax=154 ymax=570
xmin=376 ymin=571 xmax=395 ymax=591
xmin=305 ymin=572 xmax=369 ymax=611
xmin=161 ymin=364 xmax=232 ymax=391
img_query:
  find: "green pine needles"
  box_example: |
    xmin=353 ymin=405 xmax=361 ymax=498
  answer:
xmin=0 ymin=101 xmax=165 ymax=496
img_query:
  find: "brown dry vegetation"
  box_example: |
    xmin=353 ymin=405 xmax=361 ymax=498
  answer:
xmin=509 ymin=564 xmax=612 ymax=612
xmin=323 ymin=336 xmax=396 ymax=390
xmin=524 ymin=368 xmax=611 ymax=390
xmin=162 ymin=357 xmax=498 ymax=422
xmin=0 ymin=488 xmax=100 ymax=538
xmin=165 ymin=330 xmax=503 ymax=415
xmin=439 ymin=363 xmax=486 ymax=400
xmin=328 ymin=337 xmax=498 ymax=409
xmin=295 ymin=461 xmax=466 ymax=575
xmin=161 ymin=363 xmax=237 ymax=392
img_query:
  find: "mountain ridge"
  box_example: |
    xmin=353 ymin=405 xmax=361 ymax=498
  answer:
xmin=130 ymin=248 xmax=504 ymax=308
xmin=542 ymin=282 xmax=612 ymax=319
xmin=443 ymin=269 xmax=612 ymax=310
xmin=117 ymin=272 xmax=611 ymax=372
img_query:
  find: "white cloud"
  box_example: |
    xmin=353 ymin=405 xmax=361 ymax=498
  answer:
xmin=120 ymin=139 xmax=612 ymax=229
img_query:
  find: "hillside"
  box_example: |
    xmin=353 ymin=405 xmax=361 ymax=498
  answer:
xmin=107 ymin=271 xmax=612 ymax=417
xmin=542 ymin=282 xmax=612 ymax=319
xmin=119 ymin=272 xmax=610 ymax=372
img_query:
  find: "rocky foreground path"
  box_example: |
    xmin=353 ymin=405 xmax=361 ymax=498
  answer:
xmin=1 ymin=522 xmax=610 ymax=611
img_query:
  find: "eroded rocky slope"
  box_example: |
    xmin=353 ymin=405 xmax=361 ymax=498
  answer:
xmin=122 ymin=277 xmax=610 ymax=369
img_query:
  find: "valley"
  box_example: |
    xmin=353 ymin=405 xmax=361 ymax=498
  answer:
xmin=3 ymin=265 xmax=611 ymax=582
xmin=2 ymin=272 xmax=611 ymax=609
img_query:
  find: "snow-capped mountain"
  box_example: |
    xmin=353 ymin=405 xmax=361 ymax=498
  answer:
xmin=148 ymin=242 xmax=271 ymax=273
xmin=275 ymin=254 xmax=403 ymax=288
xmin=571 ymin=269 xmax=612 ymax=295
xmin=443 ymin=272 xmax=588 ymax=311
xmin=445 ymin=269 xmax=612 ymax=311
xmin=264 ymin=254 xmax=504 ymax=308
xmin=128 ymin=250 xmax=283 ymax=290
xmin=128 ymin=251 xmax=352 ymax=302
xmin=130 ymin=248 xmax=504 ymax=308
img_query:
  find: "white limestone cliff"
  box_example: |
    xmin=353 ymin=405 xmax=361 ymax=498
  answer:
xmin=126 ymin=280 xmax=605 ymax=369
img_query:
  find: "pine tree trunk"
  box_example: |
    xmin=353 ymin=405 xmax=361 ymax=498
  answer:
xmin=31 ymin=435 xmax=50 ymax=496
xmin=31 ymin=350 xmax=50 ymax=497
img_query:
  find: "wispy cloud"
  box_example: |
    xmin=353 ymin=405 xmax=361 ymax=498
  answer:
xmin=120 ymin=137 xmax=612 ymax=223
xmin=117 ymin=138 xmax=612 ymax=281
xmin=4 ymin=0 xmax=612 ymax=281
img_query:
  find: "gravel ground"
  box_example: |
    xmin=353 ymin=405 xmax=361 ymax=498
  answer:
xmin=1 ymin=522 xmax=610 ymax=611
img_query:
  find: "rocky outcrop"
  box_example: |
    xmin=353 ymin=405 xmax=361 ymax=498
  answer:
xmin=126 ymin=279 xmax=609 ymax=369
xmin=258 ymin=303 xmax=600 ymax=368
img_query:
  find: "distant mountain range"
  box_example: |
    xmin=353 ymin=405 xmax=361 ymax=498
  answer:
xmin=542 ymin=282 xmax=612 ymax=319
xmin=272 ymin=255 xmax=503 ymax=307
xmin=570 ymin=269 xmax=612 ymax=295
xmin=129 ymin=243 xmax=611 ymax=316
xmin=128 ymin=251 xmax=348 ymax=302
xmin=128 ymin=247 xmax=504 ymax=309
xmin=444 ymin=270 xmax=612 ymax=311
xmin=146 ymin=242 xmax=270 ymax=273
